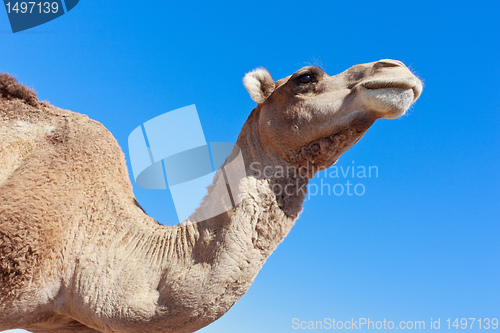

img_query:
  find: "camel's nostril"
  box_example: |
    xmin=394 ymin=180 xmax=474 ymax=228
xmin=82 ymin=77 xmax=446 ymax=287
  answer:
xmin=374 ymin=59 xmax=405 ymax=69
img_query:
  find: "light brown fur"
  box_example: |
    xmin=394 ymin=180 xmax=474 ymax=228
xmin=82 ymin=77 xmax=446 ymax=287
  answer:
xmin=0 ymin=60 xmax=422 ymax=332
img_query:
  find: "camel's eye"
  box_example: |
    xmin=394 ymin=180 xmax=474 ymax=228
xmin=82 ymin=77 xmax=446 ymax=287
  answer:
xmin=299 ymin=74 xmax=313 ymax=84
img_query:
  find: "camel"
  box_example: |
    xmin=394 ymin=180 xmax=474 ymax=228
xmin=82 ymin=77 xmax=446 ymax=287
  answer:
xmin=0 ymin=59 xmax=422 ymax=333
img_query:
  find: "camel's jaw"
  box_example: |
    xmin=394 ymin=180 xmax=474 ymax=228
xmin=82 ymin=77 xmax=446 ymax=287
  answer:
xmin=359 ymin=77 xmax=423 ymax=119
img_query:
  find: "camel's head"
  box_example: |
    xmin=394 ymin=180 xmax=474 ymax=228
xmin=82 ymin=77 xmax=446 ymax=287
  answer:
xmin=243 ymin=59 xmax=422 ymax=177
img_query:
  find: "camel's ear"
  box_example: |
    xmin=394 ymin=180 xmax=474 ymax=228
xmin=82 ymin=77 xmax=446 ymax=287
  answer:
xmin=243 ymin=68 xmax=275 ymax=104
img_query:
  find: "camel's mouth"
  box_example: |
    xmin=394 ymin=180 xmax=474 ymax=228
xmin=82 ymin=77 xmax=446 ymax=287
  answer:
xmin=362 ymin=79 xmax=422 ymax=101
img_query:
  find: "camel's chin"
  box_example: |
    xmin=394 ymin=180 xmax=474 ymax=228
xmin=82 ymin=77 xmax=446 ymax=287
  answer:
xmin=362 ymin=87 xmax=414 ymax=119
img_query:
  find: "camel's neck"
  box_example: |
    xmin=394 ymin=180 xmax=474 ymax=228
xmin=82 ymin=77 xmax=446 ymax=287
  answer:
xmin=154 ymin=109 xmax=309 ymax=331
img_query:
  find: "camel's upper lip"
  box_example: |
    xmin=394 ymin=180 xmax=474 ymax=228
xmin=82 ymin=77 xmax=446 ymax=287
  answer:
xmin=361 ymin=79 xmax=422 ymax=101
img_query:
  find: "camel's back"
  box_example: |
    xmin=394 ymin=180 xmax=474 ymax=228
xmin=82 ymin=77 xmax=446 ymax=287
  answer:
xmin=0 ymin=74 xmax=135 ymax=324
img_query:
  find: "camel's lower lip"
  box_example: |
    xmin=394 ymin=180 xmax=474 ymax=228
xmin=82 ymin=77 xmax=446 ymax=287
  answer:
xmin=358 ymin=86 xmax=415 ymax=119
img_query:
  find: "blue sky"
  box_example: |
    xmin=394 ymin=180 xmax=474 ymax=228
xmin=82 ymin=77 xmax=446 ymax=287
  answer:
xmin=1 ymin=0 xmax=499 ymax=332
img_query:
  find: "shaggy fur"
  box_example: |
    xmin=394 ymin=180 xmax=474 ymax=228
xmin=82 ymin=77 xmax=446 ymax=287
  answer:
xmin=0 ymin=74 xmax=39 ymax=107
xmin=0 ymin=59 xmax=422 ymax=333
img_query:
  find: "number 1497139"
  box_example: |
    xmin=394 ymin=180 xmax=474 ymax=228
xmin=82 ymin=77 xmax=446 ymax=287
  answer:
xmin=5 ymin=2 xmax=59 ymax=14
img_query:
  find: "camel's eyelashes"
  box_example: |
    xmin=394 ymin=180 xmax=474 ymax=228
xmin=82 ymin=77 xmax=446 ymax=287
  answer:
xmin=293 ymin=73 xmax=318 ymax=94
xmin=299 ymin=74 xmax=313 ymax=84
